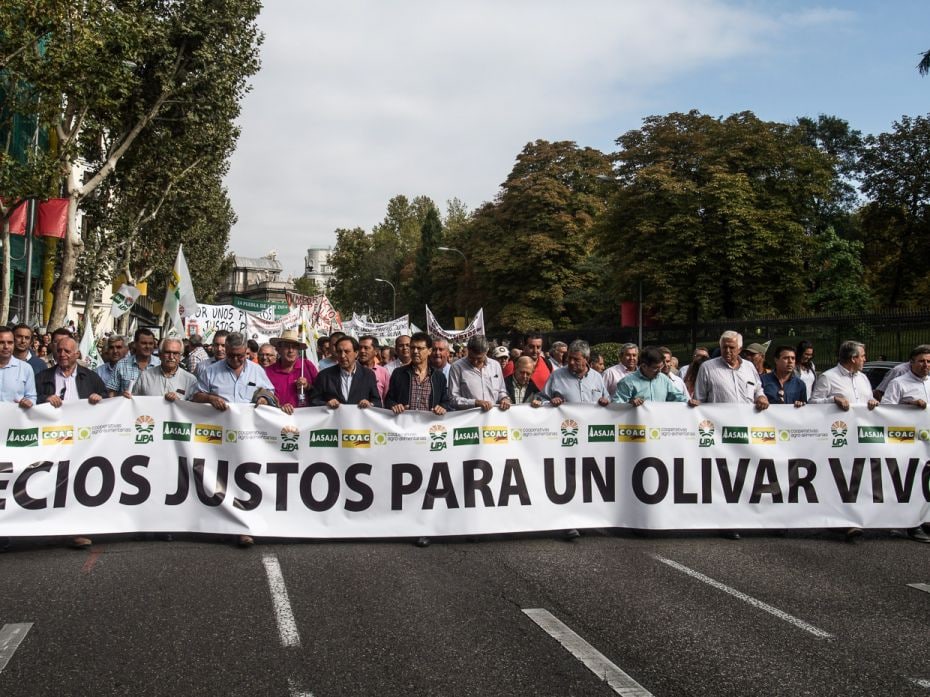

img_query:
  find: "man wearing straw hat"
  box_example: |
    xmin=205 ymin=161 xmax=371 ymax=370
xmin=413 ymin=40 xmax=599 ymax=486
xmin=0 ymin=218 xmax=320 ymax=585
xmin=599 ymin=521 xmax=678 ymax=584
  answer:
xmin=265 ymin=328 xmax=319 ymax=410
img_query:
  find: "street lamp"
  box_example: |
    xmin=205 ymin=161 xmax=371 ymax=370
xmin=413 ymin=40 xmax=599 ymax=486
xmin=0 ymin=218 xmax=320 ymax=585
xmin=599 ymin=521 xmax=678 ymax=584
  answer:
xmin=374 ymin=278 xmax=396 ymax=319
xmin=437 ymin=246 xmax=469 ymax=318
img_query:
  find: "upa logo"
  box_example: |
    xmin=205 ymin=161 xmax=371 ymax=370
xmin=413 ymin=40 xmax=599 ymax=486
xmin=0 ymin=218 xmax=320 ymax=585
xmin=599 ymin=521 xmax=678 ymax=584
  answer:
xmin=308 ymin=429 xmax=338 ymax=448
xmin=429 ymin=424 xmax=448 ymax=451
xmin=560 ymin=419 xmax=579 ymax=447
xmin=280 ymin=425 xmax=300 ymax=452
xmin=887 ymin=426 xmax=915 ymax=443
xmin=698 ymin=420 xmax=715 ymax=447
xmin=163 ymin=421 xmax=192 ymax=442
xmin=482 ymin=426 xmax=509 ymax=444
xmin=134 ymin=415 xmax=155 ymax=444
xmin=617 ymin=425 xmax=647 ymax=443
xmin=831 ymin=421 xmax=848 ymax=448
xmin=857 ymin=426 xmax=885 ymax=444
xmin=41 ymin=426 xmax=74 ymax=446
xmin=453 ymin=427 xmax=479 ymax=446
xmin=750 ymin=427 xmax=776 ymax=445
xmin=342 ymin=429 xmax=371 ymax=448
xmin=722 ymin=426 xmax=749 ymax=444
xmin=587 ymin=424 xmax=615 ymax=443
xmin=194 ymin=424 xmax=224 ymax=445
xmin=6 ymin=428 xmax=38 ymax=448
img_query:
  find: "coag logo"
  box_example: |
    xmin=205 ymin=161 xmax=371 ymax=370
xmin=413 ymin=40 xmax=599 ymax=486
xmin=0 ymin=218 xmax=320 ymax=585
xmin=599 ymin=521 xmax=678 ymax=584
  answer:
xmin=617 ymin=425 xmax=647 ymax=443
xmin=698 ymin=420 xmax=715 ymax=447
xmin=163 ymin=421 xmax=192 ymax=442
xmin=750 ymin=427 xmax=776 ymax=445
xmin=887 ymin=426 xmax=915 ymax=443
xmin=831 ymin=421 xmax=848 ymax=448
xmin=857 ymin=426 xmax=885 ymax=444
xmin=429 ymin=425 xmax=448 ymax=452
xmin=308 ymin=429 xmax=338 ymax=447
xmin=280 ymin=425 xmax=300 ymax=452
xmin=41 ymin=426 xmax=74 ymax=446
xmin=587 ymin=425 xmax=615 ymax=443
xmin=6 ymin=428 xmax=38 ymax=448
xmin=342 ymin=430 xmax=371 ymax=448
xmin=453 ymin=427 xmax=479 ymax=446
xmin=722 ymin=426 xmax=749 ymax=444
xmin=482 ymin=427 xmax=508 ymax=444
xmin=134 ymin=415 xmax=155 ymax=444
xmin=560 ymin=419 xmax=579 ymax=447
xmin=194 ymin=424 xmax=223 ymax=445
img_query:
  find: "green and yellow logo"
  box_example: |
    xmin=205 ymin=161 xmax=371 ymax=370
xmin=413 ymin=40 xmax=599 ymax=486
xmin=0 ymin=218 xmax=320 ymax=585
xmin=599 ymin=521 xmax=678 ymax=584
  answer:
xmin=617 ymin=425 xmax=647 ymax=443
xmin=887 ymin=426 xmax=915 ymax=444
xmin=750 ymin=426 xmax=776 ymax=445
xmin=560 ymin=419 xmax=579 ymax=447
xmin=482 ymin=426 xmax=509 ymax=444
xmin=135 ymin=415 xmax=155 ymax=445
xmin=41 ymin=425 xmax=74 ymax=446
xmin=342 ymin=429 xmax=371 ymax=448
xmin=194 ymin=424 xmax=223 ymax=445
xmin=429 ymin=425 xmax=447 ymax=451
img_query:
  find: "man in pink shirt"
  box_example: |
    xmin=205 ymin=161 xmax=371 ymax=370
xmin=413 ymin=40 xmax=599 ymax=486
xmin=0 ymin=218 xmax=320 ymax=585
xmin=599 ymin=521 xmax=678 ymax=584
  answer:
xmin=359 ymin=334 xmax=389 ymax=401
xmin=265 ymin=329 xmax=318 ymax=408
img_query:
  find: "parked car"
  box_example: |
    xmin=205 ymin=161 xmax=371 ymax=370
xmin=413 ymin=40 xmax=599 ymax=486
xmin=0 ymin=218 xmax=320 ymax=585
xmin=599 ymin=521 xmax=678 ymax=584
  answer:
xmin=861 ymin=361 xmax=900 ymax=390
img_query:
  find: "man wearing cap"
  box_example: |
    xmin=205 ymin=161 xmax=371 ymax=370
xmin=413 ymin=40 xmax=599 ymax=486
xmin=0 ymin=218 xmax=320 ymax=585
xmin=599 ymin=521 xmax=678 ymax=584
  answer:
xmin=491 ymin=345 xmax=510 ymax=372
xmin=447 ymin=335 xmax=511 ymax=412
xmin=742 ymin=342 xmax=769 ymax=377
xmin=310 ymin=335 xmax=382 ymax=409
xmin=265 ymin=328 xmax=318 ymax=409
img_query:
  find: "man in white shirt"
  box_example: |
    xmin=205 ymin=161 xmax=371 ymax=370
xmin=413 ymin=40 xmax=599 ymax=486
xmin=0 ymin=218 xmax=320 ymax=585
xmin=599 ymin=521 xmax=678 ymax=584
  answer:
xmin=603 ymin=343 xmax=639 ymax=399
xmin=447 ymin=335 xmax=511 ymax=412
xmin=693 ymin=331 xmax=769 ymax=410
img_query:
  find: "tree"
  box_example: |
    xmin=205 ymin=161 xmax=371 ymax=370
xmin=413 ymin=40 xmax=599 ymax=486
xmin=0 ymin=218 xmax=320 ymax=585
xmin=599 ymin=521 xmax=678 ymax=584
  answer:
xmin=411 ymin=204 xmax=441 ymax=326
xmin=326 ymin=227 xmax=375 ymax=317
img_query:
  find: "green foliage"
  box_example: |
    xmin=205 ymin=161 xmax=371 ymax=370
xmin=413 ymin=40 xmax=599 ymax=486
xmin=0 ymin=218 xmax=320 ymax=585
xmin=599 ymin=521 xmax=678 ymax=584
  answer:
xmin=807 ymin=227 xmax=873 ymax=313
xmin=591 ymin=342 xmax=620 ymax=366
xmin=292 ymin=275 xmax=319 ymax=297
xmin=411 ymin=204 xmax=442 ymax=326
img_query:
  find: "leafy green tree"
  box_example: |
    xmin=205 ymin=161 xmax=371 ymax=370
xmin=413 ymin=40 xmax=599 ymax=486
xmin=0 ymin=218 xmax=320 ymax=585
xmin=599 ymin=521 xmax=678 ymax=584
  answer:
xmin=326 ymin=227 xmax=375 ymax=316
xmin=411 ymin=204 xmax=441 ymax=326
xmin=292 ymin=275 xmax=319 ymax=297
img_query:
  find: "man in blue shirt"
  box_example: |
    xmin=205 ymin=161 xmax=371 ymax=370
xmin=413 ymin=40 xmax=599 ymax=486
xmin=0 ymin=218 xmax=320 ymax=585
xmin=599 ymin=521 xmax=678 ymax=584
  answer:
xmin=0 ymin=326 xmax=37 ymax=408
xmin=761 ymin=346 xmax=808 ymax=407
xmin=614 ymin=346 xmax=689 ymax=405
xmin=538 ymin=339 xmax=610 ymax=407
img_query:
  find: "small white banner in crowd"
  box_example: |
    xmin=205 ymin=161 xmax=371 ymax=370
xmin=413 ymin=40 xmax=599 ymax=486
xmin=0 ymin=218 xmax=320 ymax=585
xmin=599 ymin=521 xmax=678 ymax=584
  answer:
xmin=343 ymin=313 xmax=410 ymax=343
xmin=0 ymin=401 xmax=927 ymax=538
xmin=425 ymin=305 xmax=485 ymax=343
xmin=110 ymin=284 xmax=141 ymax=319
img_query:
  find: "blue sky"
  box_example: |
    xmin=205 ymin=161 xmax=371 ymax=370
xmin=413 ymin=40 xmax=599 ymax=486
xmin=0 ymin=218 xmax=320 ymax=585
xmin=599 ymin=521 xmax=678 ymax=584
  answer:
xmin=225 ymin=1 xmax=930 ymax=278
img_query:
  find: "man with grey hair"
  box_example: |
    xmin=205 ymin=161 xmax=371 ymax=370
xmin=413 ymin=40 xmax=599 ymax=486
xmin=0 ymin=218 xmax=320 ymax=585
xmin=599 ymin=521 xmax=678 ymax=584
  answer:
xmin=692 ymin=331 xmax=768 ymax=410
xmin=130 ymin=337 xmax=198 ymax=401
xmin=539 ymin=339 xmax=610 ymax=407
xmin=96 ymin=334 xmax=128 ymax=385
xmin=547 ymin=341 xmax=568 ymax=371
xmin=448 ymin=334 xmax=511 ymax=411
xmin=603 ymin=343 xmax=639 ymax=399
xmin=809 ymin=340 xmax=879 ymax=411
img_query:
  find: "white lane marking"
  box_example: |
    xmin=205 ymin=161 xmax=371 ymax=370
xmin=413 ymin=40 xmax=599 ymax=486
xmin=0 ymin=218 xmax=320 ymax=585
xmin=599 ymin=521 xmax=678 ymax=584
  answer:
xmin=910 ymin=678 xmax=930 ymax=688
xmin=262 ymin=553 xmax=301 ymax=648
xmin=653 ymin=555 xmax=833 ymax=639
xmin=0 ymin=623 xmax=33 ymax=673
xmin=523 ymin=608 xmax=654 ymax=697
xmin=907 ymin=583 xmax=930 ymax=594
xmin=288 ymin=676 xmax=315 ymax=697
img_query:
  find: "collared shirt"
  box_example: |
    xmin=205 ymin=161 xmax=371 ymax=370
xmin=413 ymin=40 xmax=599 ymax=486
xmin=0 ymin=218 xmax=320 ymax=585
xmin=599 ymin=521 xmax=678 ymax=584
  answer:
xmin=54 ymin=368 xmax=79 ymax=401
xmin=795 ymin=363 xmax=817 ymax=395
xmin=340 ymin=365 xmax=357 ymax=402
xmin=761 ymin=372 xmax=808 ymax=404
xmin=265 ymin=359 xmax=318 ymax=408
xmin=667 ymin=371 xmax=687 ymax=396
xmin=0 ymin=357 xmax=37 ymax=402
xmin=96 ymin=361 xmax=119 ymax=385
xmin=614 ymin=370 xmax=687 ymax=403
xmin=197 ymin=359 xmax=273 ymax=403
xmin=366 ymin=363 xmax=390 ymax=401
xmin=876 ymin=362 xmax=910 ymax=394
xmin=880 ymin=370 xmax=930 ymax=405
xmin=541 ymin=367 xmax=609 ymax=404
xmin=186 ymin=346 xmax=210 ymax=374
xmin=602 ymin=364 xmax=630 ymax=398
xmin=448 ymin=357 xmax=508 ymax=409
xmin=809 ymin=364 xmax=872 ymax=404
xmin=694 ymin=357 xmax=763 ymax=403
xmin=133 ymin=365 xmax=199 ymax=399
xmin=107 ymin=353 xmax=161 ymax=394
xmin=513 ymin=382 xmax=528 ymax=405
xmin=385 ymin=358 xmax=408 ymax=377
xmin=408 ymin=369 xmax=433 ymax=411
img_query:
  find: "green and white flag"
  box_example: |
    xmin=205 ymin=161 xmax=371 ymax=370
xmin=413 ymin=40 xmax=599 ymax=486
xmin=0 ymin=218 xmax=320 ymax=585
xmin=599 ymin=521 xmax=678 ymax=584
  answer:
xmin=79 ymin=313 xmax=100 ymax=369
xmin=111 ymin=283 xmax=141 ymax=319
xmin=163 ymin=245 xmax=199 ymax=335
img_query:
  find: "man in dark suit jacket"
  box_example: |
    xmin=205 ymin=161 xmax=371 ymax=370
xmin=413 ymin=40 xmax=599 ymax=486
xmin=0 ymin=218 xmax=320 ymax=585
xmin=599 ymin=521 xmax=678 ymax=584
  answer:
xmin=36 ymin=336 xmax=108 ymax=405
xmin=309 ymin=335 xmax=382 ymax=408
xmin=505 ymin=355 xmax=541 ymax=404
xmin=385 ymin=332 xmax=451 ymax=415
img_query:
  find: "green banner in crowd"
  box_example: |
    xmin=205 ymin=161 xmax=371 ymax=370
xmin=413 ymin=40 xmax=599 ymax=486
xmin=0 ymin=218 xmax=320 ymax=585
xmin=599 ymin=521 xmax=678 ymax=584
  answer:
xmin=232 ymin=295 xmax=290 ymax=317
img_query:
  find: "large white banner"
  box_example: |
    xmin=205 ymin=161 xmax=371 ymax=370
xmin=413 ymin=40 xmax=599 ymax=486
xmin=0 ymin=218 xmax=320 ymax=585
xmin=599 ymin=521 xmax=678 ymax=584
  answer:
xmin=1 ymin=401 xmax=927 ymax=538
xmin=184 ymin=304 xmax=302 ymax=345
xmin=344 ymin=313 xmax=410 ymax=343
xmin=425 ymin=305 xmax=485 ymax=343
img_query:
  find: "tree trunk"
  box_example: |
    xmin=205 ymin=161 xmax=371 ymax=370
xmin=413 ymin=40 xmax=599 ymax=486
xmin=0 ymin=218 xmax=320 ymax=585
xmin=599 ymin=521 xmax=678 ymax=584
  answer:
xmin=47 ymin=187 xmax=82 ymax=330
xmin=0 ymin=225 xmax=10 ymax=325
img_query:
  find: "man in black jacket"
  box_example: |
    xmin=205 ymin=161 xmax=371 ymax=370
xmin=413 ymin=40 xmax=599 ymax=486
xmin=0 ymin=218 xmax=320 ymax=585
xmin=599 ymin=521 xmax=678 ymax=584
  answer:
xmin=36 ymin=336 xmax=107 ymax=406
xmin=505 ymin=355 xmax=541 ymax=404
xmin=310 ymin=336 xmax=382 ymax=409
xmin=385 ymin=332 xmax=450 ymax=415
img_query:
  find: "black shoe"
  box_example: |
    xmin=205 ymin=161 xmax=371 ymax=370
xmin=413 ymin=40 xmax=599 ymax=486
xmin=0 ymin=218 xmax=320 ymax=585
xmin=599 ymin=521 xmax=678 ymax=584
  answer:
xmin=415 ymin=537 xmax=430 ymax=548
xmin=563 ymin=529 xmax=580 ymax=541
xmin=908 ymin=527 xmax=930 ymax=543
xmin=846 ymin=527 xmax=863 ymax=544
xmin=722 ymin=531 xmax=741 ymax=540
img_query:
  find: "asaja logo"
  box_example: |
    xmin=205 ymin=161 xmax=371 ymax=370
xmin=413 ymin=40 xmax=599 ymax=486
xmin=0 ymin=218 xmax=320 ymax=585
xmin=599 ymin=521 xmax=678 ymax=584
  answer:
xmin=41 ymin=426 xmax=74 ymax=446
xmin=887 ymin=426 xmax=915 ymax=444
xmin=482 ymin=427 xmax=509 ymax=444
xmin=698 ymin=420 xmax=715 ymax=447
xmin=308 ymin=429 xmax=338 ymax=447
xmin=750 ymin=427 xmax=776 ymax=445
xmin=6 ymin=428 xmax=38 ymax=447
xmin=618 ymin=425 xmax=647 ymax=443
xmin=194 ymin=424 xmax=223 ymax=445
xmin=831 ymin=421 xmax=848 ymax=448
xmin=163 ymin=421 xmax=192 ymax=442
xmin=134 ymin=415 xmax=155 ymax=444
xmin=453 ymin=427 xmax=479 ymax=446
xmin=857 ymin=426 xmax=885 ymax=444
xmin=280 ymin=425 xmax=300 ymax=452
xmin=342 ymin=429 xmax=371 ymax=448
xmin=429 ymin=424 xmax=448 ymax=451
xmin=722 ymin=426 xmax=749 ymax=444
xmin=587 ymin=424 xmax=615 ymax=443
xmin=560 ymin=419 xmax=579 ymax=447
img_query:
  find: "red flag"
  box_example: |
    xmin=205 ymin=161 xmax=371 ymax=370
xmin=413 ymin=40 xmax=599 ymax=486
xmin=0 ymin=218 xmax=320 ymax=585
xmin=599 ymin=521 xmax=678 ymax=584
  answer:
xmin=530 ymin=356 xmax=552 ymax=391
xmin=6 ymin=201 xmax=28 ymax=235
xmin=36 ymin=198 xmax=68 ymax=238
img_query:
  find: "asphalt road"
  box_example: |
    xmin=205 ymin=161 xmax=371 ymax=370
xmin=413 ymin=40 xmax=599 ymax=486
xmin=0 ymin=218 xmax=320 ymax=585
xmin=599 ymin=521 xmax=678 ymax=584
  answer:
xmin=1 ymin=529 xmax=928 ymax=696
